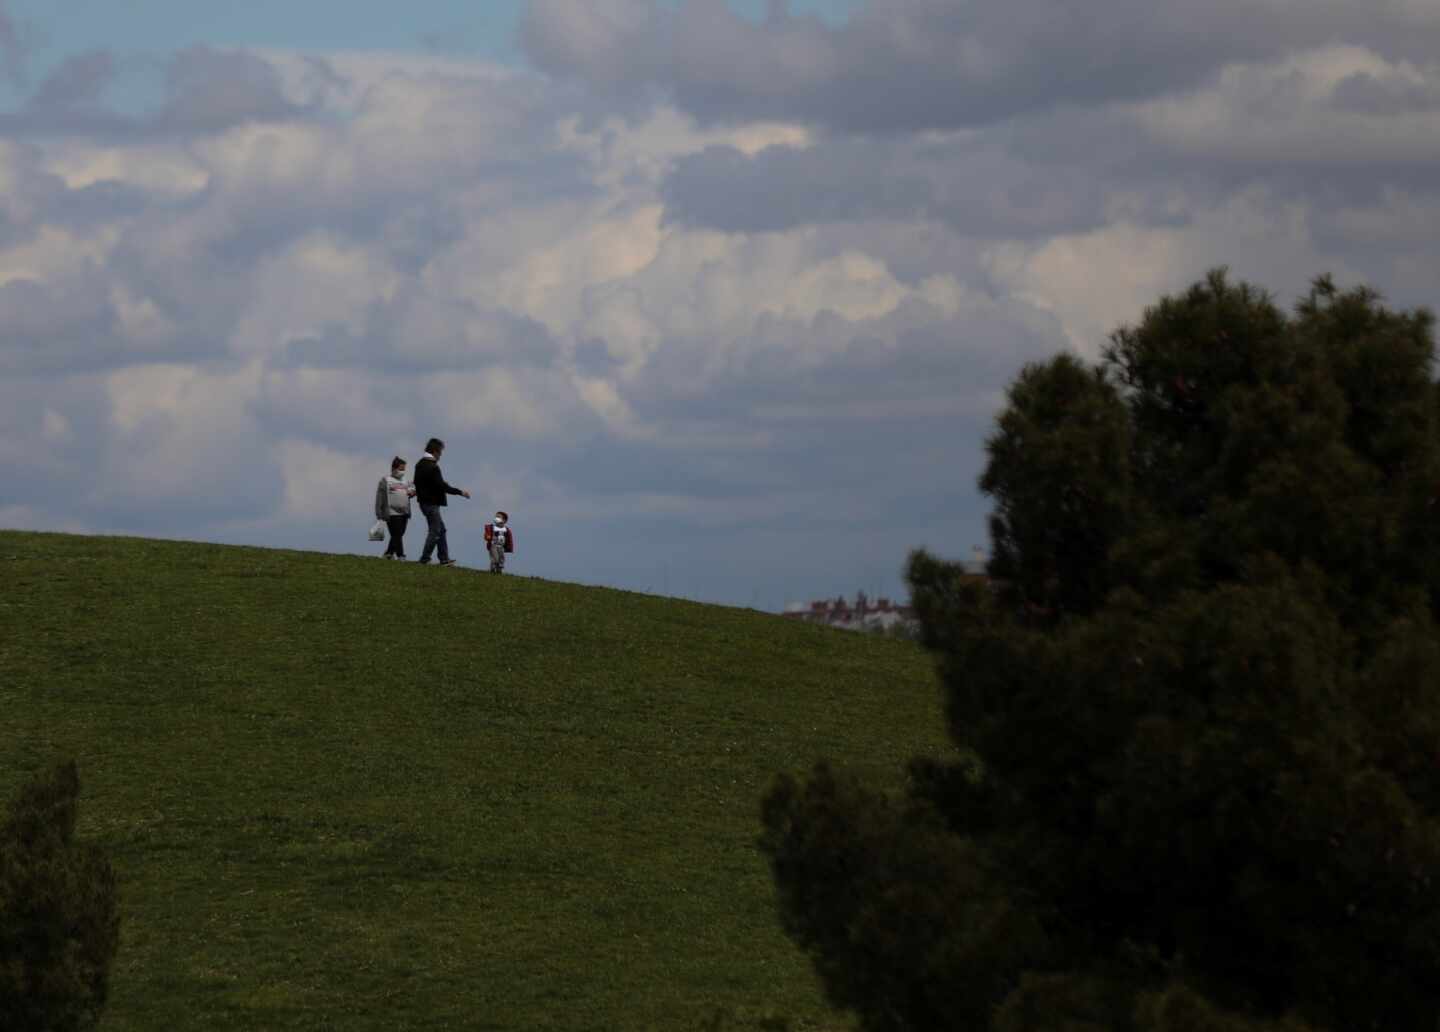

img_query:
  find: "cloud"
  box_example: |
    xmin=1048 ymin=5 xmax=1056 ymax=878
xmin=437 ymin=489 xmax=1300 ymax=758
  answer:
xmin=1331 ymin=66 xmax=1440 ymax=115
xmin=0 ymin=0 xmax=23 ymax=87
xmin=277 ymin=438 xmax=380 ymax=523
xmin=0 ymin=271 xmax=121 ymax=373
xmin=4 ymin=3 xmax=1440 ymax=604
xmin=1136 ymin=46 xmax=1440 ymax=171
xmin=160 ymin=46 xmax=308 ymax=132
xmin=0 ymin=371 xmax=107 ymax=486
xmin=522 ymin=0 xmax=1440 ymax=132
xmin=4 ymin=46 xmax=314 ymax=139
xmin=982 ymin=188 xmax=1366 ymax=355
xmin=28 ymin=51 xmax=115 ymax=113
xmin=661 ymin=138 xmax=1107 ymax=237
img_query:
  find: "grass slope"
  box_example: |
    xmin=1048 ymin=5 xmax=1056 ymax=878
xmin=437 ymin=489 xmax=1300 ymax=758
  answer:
xmin=1 ymin=530 xmax=950 ymax=1031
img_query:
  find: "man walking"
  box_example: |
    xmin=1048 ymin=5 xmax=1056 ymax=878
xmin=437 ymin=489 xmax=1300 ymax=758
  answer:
xmin=413 ymin=437 xmax=471 ymax=565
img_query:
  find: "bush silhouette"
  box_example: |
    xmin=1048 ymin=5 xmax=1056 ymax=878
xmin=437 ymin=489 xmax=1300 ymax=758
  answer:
xmin=0 ymin=761 xmax=121 ymax=1032
xmin=762 ymin=271 xmax=1440 ymax=1031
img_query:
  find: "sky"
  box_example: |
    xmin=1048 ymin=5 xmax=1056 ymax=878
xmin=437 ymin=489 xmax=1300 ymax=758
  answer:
xmin=1 ymin=1 xmax=1438 ymax=610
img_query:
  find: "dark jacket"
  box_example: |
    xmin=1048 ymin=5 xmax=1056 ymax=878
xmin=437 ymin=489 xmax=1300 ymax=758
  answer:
xmin=413 ymin=456 xmax=463 ymax=507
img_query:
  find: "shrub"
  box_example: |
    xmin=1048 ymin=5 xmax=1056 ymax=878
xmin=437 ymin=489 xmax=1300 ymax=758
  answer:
xmin=761 ymin=272 xmax=1440 ymax=1030
xmin=0 ymin=761 xmax=121 ymax=1032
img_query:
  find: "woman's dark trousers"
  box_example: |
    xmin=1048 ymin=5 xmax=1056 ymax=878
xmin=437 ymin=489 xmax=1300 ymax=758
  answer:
xmin=384 ymin=515 xmax=409 ymax=558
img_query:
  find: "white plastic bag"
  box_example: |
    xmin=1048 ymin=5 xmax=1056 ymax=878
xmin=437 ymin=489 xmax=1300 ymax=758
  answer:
xmin=368 ymin=520 xmax=386 ymax=542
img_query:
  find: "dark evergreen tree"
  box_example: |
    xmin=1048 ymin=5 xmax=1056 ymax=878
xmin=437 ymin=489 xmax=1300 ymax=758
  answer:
xmin=761 ymin=271 xmax=1440 ymax=1031
xmin=0 ymin=761 xmax=121 ymax=1032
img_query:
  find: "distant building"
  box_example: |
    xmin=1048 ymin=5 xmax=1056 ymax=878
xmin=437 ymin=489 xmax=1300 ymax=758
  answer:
xmin=781 ymin=591 xmax=917 ymax=634
xmin=782 ymin=548 xmax=990 ymax=634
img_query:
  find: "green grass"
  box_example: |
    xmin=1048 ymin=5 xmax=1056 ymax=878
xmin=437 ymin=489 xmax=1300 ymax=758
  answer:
xmin=0 ymin=530 xmax=951 ymax=1031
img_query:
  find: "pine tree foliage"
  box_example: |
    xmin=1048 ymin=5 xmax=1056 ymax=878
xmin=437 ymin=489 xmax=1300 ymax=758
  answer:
xmin=760 ymin=271 xmax=1440 ymax=1031
xmin=0 ymin=761 xmax=121 ymax=1032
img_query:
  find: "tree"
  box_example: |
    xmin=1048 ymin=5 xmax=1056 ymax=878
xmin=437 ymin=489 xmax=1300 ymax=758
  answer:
xmin=760 ymin=271 xmax=1440 ymax=1031
xmin=0 ymin=761 xmax=121 ymax=1032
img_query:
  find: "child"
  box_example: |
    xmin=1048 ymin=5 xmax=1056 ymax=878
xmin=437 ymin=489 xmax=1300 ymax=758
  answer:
xmin=375 ymin=456 xmax=416 ymax=559
xmin=484 ymin=511 xmax=515 ymax=574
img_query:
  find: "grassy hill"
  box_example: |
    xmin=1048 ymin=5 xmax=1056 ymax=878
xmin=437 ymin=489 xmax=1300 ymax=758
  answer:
xmin=0 ymin=530 xmax=951 ymax=1031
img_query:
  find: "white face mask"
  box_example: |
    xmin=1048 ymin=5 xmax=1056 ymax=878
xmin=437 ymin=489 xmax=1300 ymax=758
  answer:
xmin=495 ymin=517 xmax=506 ymax=525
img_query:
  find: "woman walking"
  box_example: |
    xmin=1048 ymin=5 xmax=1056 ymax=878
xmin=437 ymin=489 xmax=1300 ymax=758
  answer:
xmin=375 ymin=456 xmax=415 ymax=559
